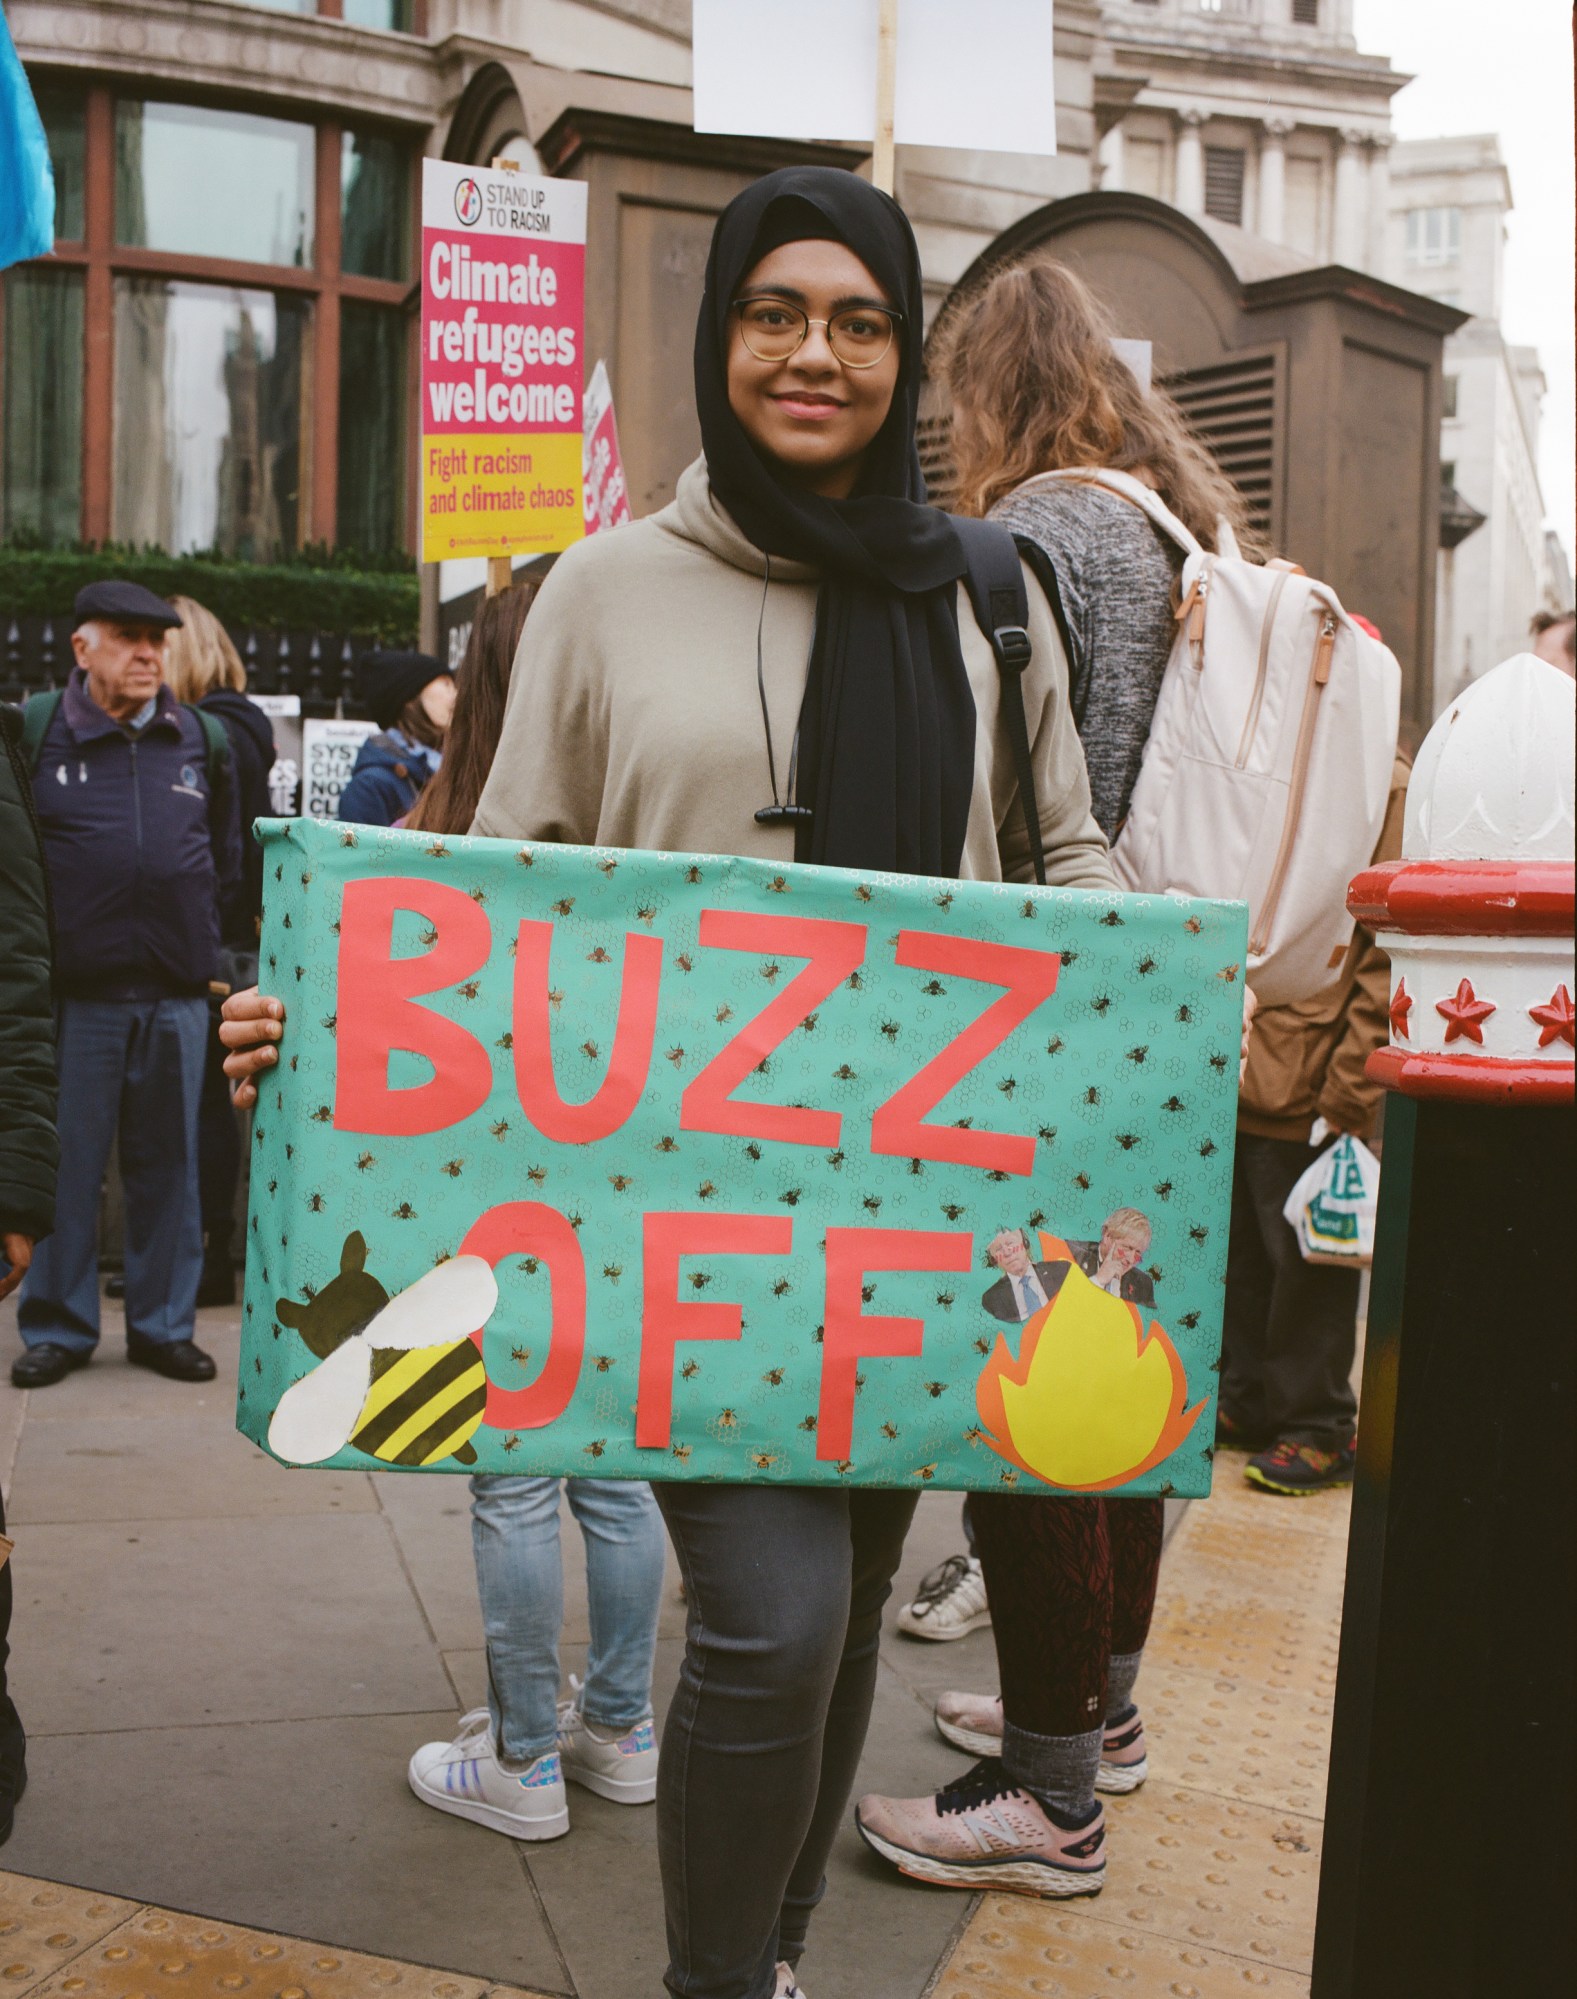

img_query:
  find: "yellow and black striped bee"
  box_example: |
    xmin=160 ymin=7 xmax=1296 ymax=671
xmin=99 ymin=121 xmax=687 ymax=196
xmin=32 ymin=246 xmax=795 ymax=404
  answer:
xmin=269 ymin=1232 xmax=494 ymax=1471
xmin=585 ymin=1438 xmax=607 ymax=1459
xmin=762 ymin=1368 xmax=785 ymax=1387
xmin=672 ymin=1443 xmax=693 ymax=1463
xmin=681 ymin=1359 xmax=701 ymax=1380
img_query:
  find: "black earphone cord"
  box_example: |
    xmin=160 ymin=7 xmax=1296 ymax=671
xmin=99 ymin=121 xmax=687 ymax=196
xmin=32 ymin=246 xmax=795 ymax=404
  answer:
xmin=753 ymin=554 xmax=814 ymax=829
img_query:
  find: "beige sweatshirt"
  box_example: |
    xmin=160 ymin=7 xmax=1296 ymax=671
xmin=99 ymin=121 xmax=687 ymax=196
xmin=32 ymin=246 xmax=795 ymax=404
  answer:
xmin=473 ymin=457 xmax=1116 ymax=892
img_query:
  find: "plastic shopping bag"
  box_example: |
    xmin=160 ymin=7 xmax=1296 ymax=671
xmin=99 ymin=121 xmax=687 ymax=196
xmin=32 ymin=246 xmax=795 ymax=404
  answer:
xmin=1282 ymin=1133 xmax=1381 ymax=1268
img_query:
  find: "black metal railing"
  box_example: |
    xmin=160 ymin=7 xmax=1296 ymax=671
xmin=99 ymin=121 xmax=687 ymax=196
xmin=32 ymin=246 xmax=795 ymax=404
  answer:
xmin=1 ymin=617 xmax=378 ymax=718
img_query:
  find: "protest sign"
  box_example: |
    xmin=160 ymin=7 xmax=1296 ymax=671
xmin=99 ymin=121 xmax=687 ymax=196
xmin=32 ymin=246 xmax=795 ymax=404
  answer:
xmin=582 ymin=360 xmax=631 ymax=536
xmin=420 ymin=161 xmax=587 ymax=564
xmin=692 ymin=0 xmax=1056 ymax=159
xmin=250 ymin=692 xmax=302 ymax=816
xmin=238 ymin=819 xmax=1245 ymax=1496
xmin=301 ymin=719 xmax=376 ymax=821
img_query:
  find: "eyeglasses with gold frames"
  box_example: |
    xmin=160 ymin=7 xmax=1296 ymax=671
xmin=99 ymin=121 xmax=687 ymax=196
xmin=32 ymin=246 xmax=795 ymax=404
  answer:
xmin=731 ymin=296 xmax=902 ymax=370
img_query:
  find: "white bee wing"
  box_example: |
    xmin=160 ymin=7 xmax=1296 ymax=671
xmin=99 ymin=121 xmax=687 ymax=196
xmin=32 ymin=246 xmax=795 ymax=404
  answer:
xmin=362 ymin=1255 xmax=499 ymax=1351
xmin=268 ymin=1337 xmax=374 ymax=1465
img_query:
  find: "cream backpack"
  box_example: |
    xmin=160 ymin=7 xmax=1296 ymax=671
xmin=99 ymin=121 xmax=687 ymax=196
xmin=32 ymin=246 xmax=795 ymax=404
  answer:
xmin=1019 ymin=468 xmax=1400 ymax=1007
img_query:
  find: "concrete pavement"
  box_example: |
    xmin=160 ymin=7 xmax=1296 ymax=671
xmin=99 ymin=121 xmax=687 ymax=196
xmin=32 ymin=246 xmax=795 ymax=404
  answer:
xmin=2 ymin=1288 xmax=1345 ymax=1997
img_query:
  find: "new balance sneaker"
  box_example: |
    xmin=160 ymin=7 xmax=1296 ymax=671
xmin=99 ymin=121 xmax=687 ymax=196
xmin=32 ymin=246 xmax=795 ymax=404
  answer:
xmin=934 ymin=1688 xmax=1003 ymax=1756
xmin=1098 ymin=1705 xmax=1149 ymax=1794
xmin=773 ymin=1963 xmax=808 ymax=1998
xmin=855 ymin=1758 xmax=1105 ymax=1898
xmin=1245 ymin=1438 xmax=1357 ymax=1496
xmin=407 ymin=1708 xmax=569 ymax=1840
xmin=896 ymin=1553 xmax=991 ymax=1641
xmin=934 ymin=1692 xmax=1149 ymax=1795
xmin=556 ymin=1679 xmax=658 ymax=1804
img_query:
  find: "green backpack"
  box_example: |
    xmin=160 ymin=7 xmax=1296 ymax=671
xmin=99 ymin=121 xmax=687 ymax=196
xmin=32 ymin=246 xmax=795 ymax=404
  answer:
xmin=21 ymin=687 xmax=231 ymax=782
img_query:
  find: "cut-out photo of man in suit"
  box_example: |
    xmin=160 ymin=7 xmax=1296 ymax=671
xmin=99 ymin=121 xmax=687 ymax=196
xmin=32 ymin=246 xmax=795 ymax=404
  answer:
xmin=982 ymin=1208 xmax=1155 ymax=1323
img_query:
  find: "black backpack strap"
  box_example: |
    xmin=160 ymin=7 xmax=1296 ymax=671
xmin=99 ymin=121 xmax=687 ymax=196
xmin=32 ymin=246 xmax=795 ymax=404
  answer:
xmin=20 ymin=688 xmax=64 ymax=774
xmin=954 ymin=516 xmax=1046 ymax=887
xmin=1009 ymin=532 xmax=1087 ymax=730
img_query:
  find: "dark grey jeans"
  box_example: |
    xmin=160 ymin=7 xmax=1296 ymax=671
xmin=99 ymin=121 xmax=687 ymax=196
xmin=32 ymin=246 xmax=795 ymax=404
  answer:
xmin=653 ymin=1483 xmax=918 ymax=1999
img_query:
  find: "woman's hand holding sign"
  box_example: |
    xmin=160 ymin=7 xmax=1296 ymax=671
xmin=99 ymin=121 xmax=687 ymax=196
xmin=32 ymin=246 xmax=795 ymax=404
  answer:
xmin=220 ymin=987 xmax=286 ymax=1107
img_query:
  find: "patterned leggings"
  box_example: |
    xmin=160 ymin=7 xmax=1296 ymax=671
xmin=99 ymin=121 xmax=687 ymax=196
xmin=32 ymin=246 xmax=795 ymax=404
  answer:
xmin=968 ymin=1494 xmax=1165 ymax=1737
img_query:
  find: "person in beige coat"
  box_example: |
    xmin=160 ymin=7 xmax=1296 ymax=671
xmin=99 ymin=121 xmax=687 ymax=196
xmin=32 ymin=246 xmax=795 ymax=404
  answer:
xmin=1220 ymin=754 xmax=1409 ymax=1495
xmin=223 ymin=167 xmax=1114 ymax=1999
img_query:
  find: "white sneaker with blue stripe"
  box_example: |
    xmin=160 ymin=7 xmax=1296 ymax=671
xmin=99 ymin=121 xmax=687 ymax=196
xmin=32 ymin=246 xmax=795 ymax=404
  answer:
xmin=556 ymin=1676 xmax=659 ymax=1804
xmin=407 ymin=1707 xmax=569 ymax=1840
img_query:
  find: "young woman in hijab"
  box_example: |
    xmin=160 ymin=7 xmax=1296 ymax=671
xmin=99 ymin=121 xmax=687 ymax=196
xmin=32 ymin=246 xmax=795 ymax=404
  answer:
xmin=221 ymin=168 xmax=1117 ymax=1998
xmin=863 ymin=257 xmax=1258 ymax=1901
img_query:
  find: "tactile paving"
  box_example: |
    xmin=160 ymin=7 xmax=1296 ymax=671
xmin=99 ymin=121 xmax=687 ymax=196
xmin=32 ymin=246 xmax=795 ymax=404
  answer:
xmin=929 ymin=1897 xmax=1311 ymax=1998
xmin=933 ymin=1430 xmax=1346 ymax=1997
xmin=0 ymin=1876 xmax=139 ymax=1987
xmin=1096 ymin=1784 xmax=1319 ymax=1971
xmin=0 ymin=1885 xmax=554 ymax=1999
xmin=1141 ymin=1668 xmax=1332 ymax=1818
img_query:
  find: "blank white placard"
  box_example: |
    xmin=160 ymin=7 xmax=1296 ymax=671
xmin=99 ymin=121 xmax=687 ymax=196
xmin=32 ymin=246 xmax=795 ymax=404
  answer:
xmin=691 ymin=0 xmax=1056 ymax=158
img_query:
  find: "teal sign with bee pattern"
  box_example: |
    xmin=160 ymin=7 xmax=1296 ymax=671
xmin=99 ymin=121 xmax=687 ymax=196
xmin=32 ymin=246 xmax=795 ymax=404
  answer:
xmin=238 ymin=816 xmax=1247 ymax=1497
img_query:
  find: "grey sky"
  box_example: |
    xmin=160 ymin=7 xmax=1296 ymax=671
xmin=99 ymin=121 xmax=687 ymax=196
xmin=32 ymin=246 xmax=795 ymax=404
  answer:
xmin=1355 ymin=0 xmax=1575 ymax=571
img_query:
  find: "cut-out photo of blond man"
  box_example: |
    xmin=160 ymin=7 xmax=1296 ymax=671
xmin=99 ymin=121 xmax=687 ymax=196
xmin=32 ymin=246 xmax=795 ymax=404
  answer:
xmin=981 ymin=1208 xmax=1155 ymax=1324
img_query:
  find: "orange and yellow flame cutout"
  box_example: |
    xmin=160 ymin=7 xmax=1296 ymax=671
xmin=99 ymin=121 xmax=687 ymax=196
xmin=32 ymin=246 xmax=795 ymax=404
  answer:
xmin=974 ymin=1234 xmax=1205 ymax=1491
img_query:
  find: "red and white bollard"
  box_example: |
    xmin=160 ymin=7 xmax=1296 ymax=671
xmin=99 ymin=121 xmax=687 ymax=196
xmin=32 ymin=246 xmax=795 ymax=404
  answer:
xmin=1312 ymin=653 xmax=1574 ymax=1996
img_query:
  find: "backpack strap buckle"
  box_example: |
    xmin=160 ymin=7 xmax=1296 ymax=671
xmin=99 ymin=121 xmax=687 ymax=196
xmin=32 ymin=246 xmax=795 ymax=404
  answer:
xmin=990 ymin=624 xmax=1032 ymax=676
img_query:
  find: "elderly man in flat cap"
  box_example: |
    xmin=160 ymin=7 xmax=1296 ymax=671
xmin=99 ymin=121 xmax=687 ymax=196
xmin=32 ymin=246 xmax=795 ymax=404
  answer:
xmin=11 ymin=581 xmax=242 ymax=1389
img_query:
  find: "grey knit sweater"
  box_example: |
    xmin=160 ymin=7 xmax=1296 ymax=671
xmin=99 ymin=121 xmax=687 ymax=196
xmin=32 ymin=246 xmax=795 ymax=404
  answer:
xmin=990 ymin=481 xmax=1181 ymax=842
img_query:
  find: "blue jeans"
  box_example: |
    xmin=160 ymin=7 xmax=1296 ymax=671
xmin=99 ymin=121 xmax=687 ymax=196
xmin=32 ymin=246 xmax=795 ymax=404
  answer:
xmin=20 ymin=996 xmax=208 ymax=1353
xmin=470 ymin=1474 xmax=665 ymax=1763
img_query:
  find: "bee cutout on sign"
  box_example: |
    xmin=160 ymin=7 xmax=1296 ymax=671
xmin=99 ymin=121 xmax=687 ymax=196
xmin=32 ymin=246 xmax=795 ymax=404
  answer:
xmin=238 ymin=818 xmax=1246 ymax=1495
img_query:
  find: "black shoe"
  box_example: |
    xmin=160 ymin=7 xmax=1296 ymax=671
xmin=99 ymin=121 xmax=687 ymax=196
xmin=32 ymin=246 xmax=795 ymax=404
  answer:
xmin=11 ymin=1343 xmax=91 ymax=1389
xmin=194 ymin=1261 xmax=236 ymax=1308
xmin=105 ymin=1272 xmax=126 ymax=1300
xmin=126 ymin=1335 xmax=217 ymax=1383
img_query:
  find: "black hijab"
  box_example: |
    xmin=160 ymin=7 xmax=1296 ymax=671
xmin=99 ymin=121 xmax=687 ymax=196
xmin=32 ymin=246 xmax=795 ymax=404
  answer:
xmin=695 ymin=167 xmax=976 ymax=878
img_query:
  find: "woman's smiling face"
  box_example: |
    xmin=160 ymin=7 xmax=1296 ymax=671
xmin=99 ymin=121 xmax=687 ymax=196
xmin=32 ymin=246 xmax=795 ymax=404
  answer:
xmin=725 ymin=238 xmax=902 ymax=500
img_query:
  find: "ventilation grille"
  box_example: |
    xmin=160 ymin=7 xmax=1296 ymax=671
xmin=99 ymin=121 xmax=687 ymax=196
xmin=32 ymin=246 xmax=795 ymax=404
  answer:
xmin=1291 ymin=0 xmax=1320 ymax=22
xmin=1203 ymin=147 xmax=1246 ymax=226
xmin=1162 ymin=352 xmax=1278 ymax=536
xmin=917 ymin=411 xmax=958 ymax=511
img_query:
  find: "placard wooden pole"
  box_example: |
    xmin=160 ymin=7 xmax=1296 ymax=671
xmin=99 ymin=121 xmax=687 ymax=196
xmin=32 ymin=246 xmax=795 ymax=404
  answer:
xmin=485 ymin=154 xmax=523 ymax=599
xmin=872 ymin=0 xmax=899 ymax=196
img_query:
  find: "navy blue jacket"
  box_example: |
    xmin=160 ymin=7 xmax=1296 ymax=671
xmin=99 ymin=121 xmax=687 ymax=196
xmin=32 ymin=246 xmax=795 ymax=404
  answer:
xmin=336 ymin=730 xmax=438 ymax=828
xmin=31 ymin=669 xmax=243 ymax=1000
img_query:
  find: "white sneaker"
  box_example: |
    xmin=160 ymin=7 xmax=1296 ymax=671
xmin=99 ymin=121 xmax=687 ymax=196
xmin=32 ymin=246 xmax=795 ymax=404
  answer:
xmin=774 ymin=1964 xmax=808 ymax=1998
xmin=896 ymin=1554 xmax=991 ymax=1641
xmin=407 ymin=1707 xmax=570 ymax=1840
xmin=556 ymin=1677 xmax=659 ymax=1804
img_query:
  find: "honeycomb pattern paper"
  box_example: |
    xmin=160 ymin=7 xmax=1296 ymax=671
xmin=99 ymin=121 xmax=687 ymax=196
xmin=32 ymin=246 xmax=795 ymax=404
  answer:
xmin=237 ymin=817 xmax=1247 ymax=1497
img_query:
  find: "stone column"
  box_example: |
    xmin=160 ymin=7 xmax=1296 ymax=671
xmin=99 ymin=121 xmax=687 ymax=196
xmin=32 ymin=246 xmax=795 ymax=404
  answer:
xmin=1174 ymin=108 xmax=1206 ymax=216
xmin=1332 ymin=126 xmax=1366 ymax=266
xmin=1097 ymin=120 xmax=1125 ymax=193
xmin=1313 ymin=654 xmax=1576 ymax=1997
xmin=1365 ymin=133 xmax=1393 ymax=278
xmin=1258 ymin=117 xmax=1291 ymax=243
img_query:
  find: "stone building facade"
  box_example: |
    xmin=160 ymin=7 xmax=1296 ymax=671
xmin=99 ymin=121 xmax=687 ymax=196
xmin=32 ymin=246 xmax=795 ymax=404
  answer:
xmin=1385 ymin=133 xmax=1563 ymax=702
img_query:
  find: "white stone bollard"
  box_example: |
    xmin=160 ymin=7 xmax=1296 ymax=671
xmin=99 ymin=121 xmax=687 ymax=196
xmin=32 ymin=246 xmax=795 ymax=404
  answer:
xmin=1348 ymin=652 xmax=1575 ymax=1103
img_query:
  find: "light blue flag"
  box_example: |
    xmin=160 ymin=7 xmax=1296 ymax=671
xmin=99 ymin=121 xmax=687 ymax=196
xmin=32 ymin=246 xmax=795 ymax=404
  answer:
xmin=0 ymin=9 xmax=54 ymax=270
